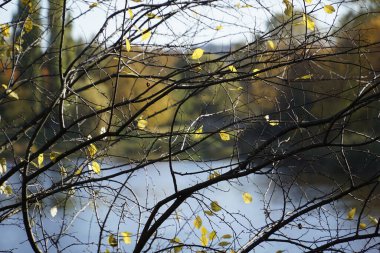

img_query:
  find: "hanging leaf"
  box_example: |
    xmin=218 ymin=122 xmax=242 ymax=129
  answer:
xmin=194 ymin=126 xmax=203 ymax=139
xmin=0 ymin=182 xmax=12 ymax=196
xmin=105 ymin=249 xmax=110 ymax=253
xmin=210 ymin=201 xmax=222 ymax=212
xmin=91 ymin=161 xmax=101 ymax=175
xmin=50 ymin=152 xmax=60 ymax=162
xmin=324 ymin=5 xmax=335 ymax=14
xmin=89 ymin=2 xmax=98 ymax=8
xmin=204 ymin=210 xmax=214 ymax=216
xmin=267 ymin=40 xmax=275 ymax=50
xmin=0 ymin=158 xmax=7 ymax=174
xmin=108 ymin=234 xmax=118 ymax=247
xmin=87 ymin=144 xmax=97 ymax=158
xmin=121 ymin=232 xmax=132 ymax=244
xmin=208 ymin=171 xmax=220 ymax=180
xmin=132 ymin=0 xmax=142 ymax=2
xmin=137 ymin=117 xmax=148 ymax=130
xmin=193 ymin=215 xmax=202 ymax=229
xmin=50 ymin=206 xmax=58 ymax=217
xmin=74 ymin=166 xmax=83 ymax=175
xmin=128 ymin=9 xmax=134 ymax=19
xmin=125 ymin=38 xmax=131 ymax=52
xmin=0 ymin=24 xmax=10 ymax=37
xmin=269 ymin=120 xmax=280 ymax=126
xmin=170 ymin=237 xmax=183 ymax=253
xmin=141 ymin=28 xmax=151 ymax=41
xmin=252 ymin=68 xmax=260 ymax=76
xmin=296 ymin=74 xmax=313 ymax=80
xmin=208 ymin=231 xmax=217 ymax=240
xmin=215 ymin=25 xmax=223 ymax=31
xmin=359 ymin=223 xmax=367 ymax=229
xmin=219 ymin=130 xmax=230 ymax=141
xmin=24 ymin=17 xmax=33 ymax=33
xmin=368 ymin=215 xmax=378 ymax=225
xmin=283 ymin=0 xmax=293 ymax=16
xmin=200 ymin=226 xmax=209 ymax=246
xmin=305 ymin=0 xmax=312 ymax=3
xmin=242 ymin=192 xmax=253 ymax=204
xmin=218 ymin=241 xmax=231 ymax=247
xmin=303 ymin=14 xmax=315 ymax=31
xmin=37 ymin=153 xmax=44 ymax=168
xmin=222 ymin=234 xmax=232 ymax=239
xmin=228 ymin=65 xmax=237 ymax=73
xmin=191 ymin=48 xmax=204 ymax=60
xmin=347 ymin=207 xmax=356 ymax=220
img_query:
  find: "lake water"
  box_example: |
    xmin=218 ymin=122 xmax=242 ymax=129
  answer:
xmin=0 ymin=160 xmax=379 ymax=252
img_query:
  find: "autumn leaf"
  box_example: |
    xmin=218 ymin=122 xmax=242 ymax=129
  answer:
xmin=0 ymin=158 xmax=6 ymax=174
xmin=303 ymin=14 xmax=315 ymax=31
xmin=194 ymin=215 xmax=202 ymax=229
xmin=0 ymin=182 xmax=12 ymax=196
xmin=296 ymin=74 xmax=313 ymax=80
xmin=215 ymin=25 xmax=223 ymax=31
xmin=200 ymin=226 xmax=209 ymax=246
xmin=228 ymin=65 xmax=237 ymax=73
xmin=170 ymin=237 xmax=183 ymax=253
xmin=324 ymin=5 xmax=335 ymax=14
xmin=91 ymin=161 xmax=101 ymax=175
xmin=267 ymin=40 xmax=275 ymax=50
xmin=50 ymin=152 xmax=60 ymax=162
xmin=24 ymin=17 xmax=33 ymax=33
xmin=208 ymin=171 xmax=220 ymax=180
xmin=210 ymin=201 xmax=222 ymax=212
xmin=37 ymin=153 xmax=43 ymax=168
xmin=208 ymin=231 xmax=217 ymax=240
xmin=283 ymin=0 xmax=293 ymax=16
xmin=221 ymin=234 xmax=232 ymax=239
xmin=87 ymin=143 xmax=97 ymax=158
xmin=50 ymin=206 xmax=58 ymax=217
xmin=368 ymin=215 xmax=378 ymax=225
xmin=305 ymin=0 xmax=312 ymax=3
xmin=194 ymin=126 xmax=203 ymax=139
xmin=359 ymin=223 xmax=367 ymax=229
xmin=141 ymin=28 xmax=151 ymax=41
xmin=121 ymin=232 xmax=132 ymax=244
xmin=125 ymin=38 xmax=131 ymax=52
xmin=242 ymin=192 xmax=253 ymax=204
xmin=128 ymin=9 xmax=134 ymax=19
xmin=108 ymin=234 xmax=118 ymax=247
xmin=252 ymin=68 xmax=260 ymax=76
xmin=218 ymin=241 xmax=231 ymax=247
xmin=89 ymin=2 xmax=98 ymax=8
xmin=219 ymin=131 xmax=230 ymax=141
xmin=347 ymin=207 xmax=356 ymax=220
xmin=191 ymin=48 xmax=204 ymax=60
xmin=137 ymin=117 xmax=148 ymax=130
xmin=0 ymin=24 xmax=10 ymax=37
xmin=204 ymin=210 xmax=214 ymax=216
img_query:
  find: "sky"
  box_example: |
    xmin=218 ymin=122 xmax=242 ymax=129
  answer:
xmin=0 ymin=0 xmax=364 ymax=48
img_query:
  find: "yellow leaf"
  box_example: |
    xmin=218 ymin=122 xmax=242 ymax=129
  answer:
xmin=50 ymin=152 xmax=60 ymax=162
xmin=191 ymin=48 xmax=204 ymax=60
xmin=89 ymin=2 xmax=98 ymax=8
xmin=0 ymin=158 xmax=7 ymax=174
xmin=132 ymin=0 xmax=142 ymax=2
xmin=91 ymin=161 xmax=101 ymax=175
xmin=74 ymin=166 xmax=83 ymax=175
xmin=252 ymin=68 xmax=260 ymax=76
xmin=0 ymin=182 xmax=12 ymax=196
xmin=200 ymin=234 xmax=209 ymax=246
xmin=368 ymin=215 xmax=378 ymax=225
xmin=146 ymin=13 xmax=157 ymax=19
xmin=324 ymin=5 xmax=335 ymax=14
xmin=210 ymin=201 xmax=222 ymax=212
xmin=137 ymin=117 xmax=148 ymax=130
xmin=208 ymin=231 xmax=216 ymax=240
xmin=50 ymin=206 xmax=58 ymax=217
xmin=267 ymin=40 xmax=275 ymax=50
xmin=218 ymin=241 xmax=231 ymax=247
xmin=242 ymin=192 xmax=253 ymax=204
xmin=38 ymin=153 xmax=43 ymax=168
xmin=303 ymin=14 xmax=315 ymax=31
xmin=200 ymin=226 xmax=208 ymax=236
xmin=125 ymin=38 xmax=131 ymax=52
xmin=269 ymin=120 xmax=280 ymax=126
xmin=128 ymin=9 xmax=134 ymax=19
xmin=0 ymin=24 xmax=11 ymax=37
xmin=215 ymin=25 xmax=223 ymax=31
xmin=208 ymin=171 xmax=220 ymax=180
xmin=194 ymin=126 xmax=203 ymax=139
xmin=170 ymin=237 xmax=183 ymax=253
xmin=347 ymin=207 xmax=356 ymax=220
xmin=108 ymin=234 xmax=118 ymax=247
xmin=105 ymin=249 xmax=110 ymax=253
xmin=24 ymin=17 xmax=33 ymax=33
xmin=305 ymin=0 xmax=312 ymax=3
xmin=204 ymin=210 xmax=214 ymax=216
xmin=5 ymin=88 xmax=19 ymax=100
xmin=296 ymin=74 xmax=313 ymax=80
xmin=228 ymin=65 xmax=237 ymax=72
xmin=193 ymin=215 xmax=202 ymax=229
xmin=283 ymin=0 xmax=293 ymax=16
xmin=359 ymin=223 xmax=367 ymax=229
xmin=87 ymin=143 xmax=97 ymax=158
xmin=219 ymin=130 xmax=230 ymax=141
xmin=141 ymin=29 xmax=151 ymax=41
xmin=222 ymin=234 xmax=232 ymax=239
xmin=121 ymin=232 xmax=132 ymax=244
